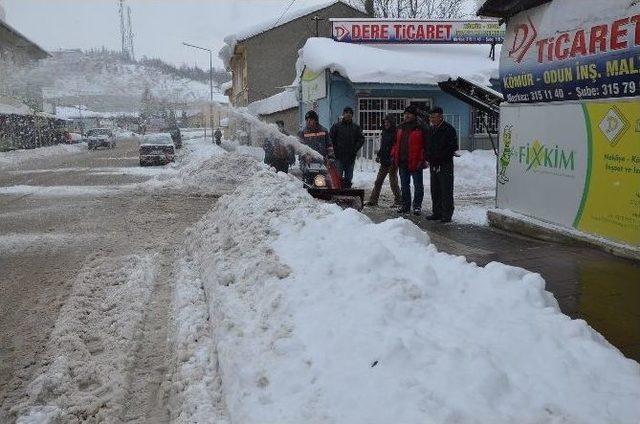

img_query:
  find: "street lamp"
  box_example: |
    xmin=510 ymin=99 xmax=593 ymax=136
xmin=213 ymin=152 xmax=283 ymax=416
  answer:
xmin=182 ymin=42 xmax=214 ymax=143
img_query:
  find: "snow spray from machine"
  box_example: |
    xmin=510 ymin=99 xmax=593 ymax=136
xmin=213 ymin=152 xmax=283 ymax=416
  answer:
xmin=219 ymin=105 xmax=364 ymax=209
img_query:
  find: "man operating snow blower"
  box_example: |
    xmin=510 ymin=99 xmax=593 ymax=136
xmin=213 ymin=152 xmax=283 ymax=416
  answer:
xmin=298 ymin=110 xmax=364 ymax=210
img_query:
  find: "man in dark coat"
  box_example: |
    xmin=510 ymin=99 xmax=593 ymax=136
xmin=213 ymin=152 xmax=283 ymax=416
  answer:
xmin=298 ymin=110 xmax=333 ymax=165
xmin=329 ymin=106 xmax=364 ymax=188
xmin=263 ymin=120 xmax=294 ymax=173
xmin=365 ymin=114 xmax=401 ymax=206
xmin=391 ymin=105 xmax=429 ymax=215
xmin=425 ymin=106 xmax=459 ymax=223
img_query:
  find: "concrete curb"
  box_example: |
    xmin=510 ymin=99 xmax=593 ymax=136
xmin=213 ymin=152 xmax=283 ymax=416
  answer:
xmin=487 ymin=209 xmax=640 ymax=262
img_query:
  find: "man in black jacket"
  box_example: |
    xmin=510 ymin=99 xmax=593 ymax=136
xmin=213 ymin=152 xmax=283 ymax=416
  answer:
xmin=365 ymin=115 xmax=401 ymax=206
xmin=329 ymin=106 xmax=365 ymax=188
xmin=425 ymin=106 xmax=459 ymax=223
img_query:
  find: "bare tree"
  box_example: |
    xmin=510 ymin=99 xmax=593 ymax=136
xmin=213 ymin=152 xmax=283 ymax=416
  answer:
xmin=349 ymin=0 xmax=467 ymax=19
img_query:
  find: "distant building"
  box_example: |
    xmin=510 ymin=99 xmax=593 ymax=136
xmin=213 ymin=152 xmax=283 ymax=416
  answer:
xmin=219 ymin=0 xmax=368 ymax=134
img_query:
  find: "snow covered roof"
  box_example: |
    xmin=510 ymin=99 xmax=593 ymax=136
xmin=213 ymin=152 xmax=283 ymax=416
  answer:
xmin=0 ymin=96 xmax=32 ymax=115
xmin=55 ymin=106 xmax=138 ymax=120
xmin=297 ymin=37 xmax=500 ymax=86
xmin=0 ymin=19 xmax=49 ymax=59
xmin=248 ymin=89 xmax=298 ymax=116
xmin=219 ymin=0 xmax=364 ymax=68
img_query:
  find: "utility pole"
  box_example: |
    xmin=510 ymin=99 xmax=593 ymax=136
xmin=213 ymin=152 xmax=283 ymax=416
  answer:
xmin=183 ymin=42 xmax=215 ymax=144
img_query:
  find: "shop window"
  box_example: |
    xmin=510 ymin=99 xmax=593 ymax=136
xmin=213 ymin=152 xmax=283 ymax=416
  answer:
xmin=473 ymin=109 xmax=498 ymax=135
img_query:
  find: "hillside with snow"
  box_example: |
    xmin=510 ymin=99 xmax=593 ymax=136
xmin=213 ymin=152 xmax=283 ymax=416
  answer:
xmin=27 ymin=50 xmax=227 ymax=112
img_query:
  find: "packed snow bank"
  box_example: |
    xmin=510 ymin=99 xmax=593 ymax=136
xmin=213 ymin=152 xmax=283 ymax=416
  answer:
xmin=298 ymin=37 xmax=500 ymax=86
xmin=181 ymin=158 xmax=640 ymax=423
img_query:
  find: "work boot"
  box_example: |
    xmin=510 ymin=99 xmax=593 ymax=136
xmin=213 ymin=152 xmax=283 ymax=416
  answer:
xmin=426 ymin=214 xmax=442 ymax=221
xmin=440 ymin=217 xmax=452 ymax=223
xmin=397 ymin=207 xmax=410 ymax=214
xmin=413 ymin=208 xmax=421 ymax=216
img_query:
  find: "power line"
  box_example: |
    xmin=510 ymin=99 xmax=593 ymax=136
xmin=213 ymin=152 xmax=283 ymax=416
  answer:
xmin=273 ymin=0 xmax=297 ymax=28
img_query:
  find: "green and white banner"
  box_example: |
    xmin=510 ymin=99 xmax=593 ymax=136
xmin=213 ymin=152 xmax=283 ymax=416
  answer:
xmin=498 ymin=99 xmax=640 ymax=247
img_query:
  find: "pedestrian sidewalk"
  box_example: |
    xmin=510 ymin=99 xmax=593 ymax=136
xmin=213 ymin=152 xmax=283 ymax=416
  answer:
xmin=363 ymin=206 xmax=640 ymax=363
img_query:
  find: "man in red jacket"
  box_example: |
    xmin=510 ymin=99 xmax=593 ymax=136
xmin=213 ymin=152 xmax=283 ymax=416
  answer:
xmin=391 ymin=105 xmax=429 ymax=215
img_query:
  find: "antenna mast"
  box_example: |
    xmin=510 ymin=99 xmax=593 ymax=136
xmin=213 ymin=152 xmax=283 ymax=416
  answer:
xmin=127 ymin=5 xmax=135 ymax=60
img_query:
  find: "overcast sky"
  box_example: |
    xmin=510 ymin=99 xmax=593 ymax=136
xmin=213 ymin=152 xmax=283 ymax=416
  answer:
xmin=2 ymin=0 xmax=331 ymax=69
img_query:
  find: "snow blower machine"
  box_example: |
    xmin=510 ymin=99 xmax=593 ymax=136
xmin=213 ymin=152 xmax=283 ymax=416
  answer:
xmin=301 ymin=158 xmax=364 ymax=211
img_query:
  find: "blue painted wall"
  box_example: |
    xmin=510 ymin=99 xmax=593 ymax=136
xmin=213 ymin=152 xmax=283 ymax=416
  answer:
xmin=299 ymin=71 xmax=482 ymax=149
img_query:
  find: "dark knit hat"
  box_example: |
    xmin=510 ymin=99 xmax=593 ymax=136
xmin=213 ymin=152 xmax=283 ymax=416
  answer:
xmin=430 ymin=106 xmax=444 ymax=115
xmin=343 ymin=106 xmax=354 ymax=114
xmin=404 ymin=104 xmax=419 ymax=116
xmin=305 ymin=110 xmax=319 ymax=120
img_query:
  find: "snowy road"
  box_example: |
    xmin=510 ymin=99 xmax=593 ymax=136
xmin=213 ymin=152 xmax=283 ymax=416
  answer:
xmin=0 ymin=139 xmax=218 ymax=422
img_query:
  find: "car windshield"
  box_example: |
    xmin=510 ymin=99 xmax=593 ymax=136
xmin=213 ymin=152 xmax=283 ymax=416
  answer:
xmin=86 ymin=129 xmax=111 ymax=137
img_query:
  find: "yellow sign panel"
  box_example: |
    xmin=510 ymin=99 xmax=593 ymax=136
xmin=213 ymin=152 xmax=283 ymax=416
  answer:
xmin=575 ymin=101 xmax=640 ymax=246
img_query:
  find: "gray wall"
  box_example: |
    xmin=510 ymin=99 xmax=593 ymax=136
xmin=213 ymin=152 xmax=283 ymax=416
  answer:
xmin=260 ymin=107 xmax=299 ymax=136
xmin=243 ymin=2 xmax=367 ymax=104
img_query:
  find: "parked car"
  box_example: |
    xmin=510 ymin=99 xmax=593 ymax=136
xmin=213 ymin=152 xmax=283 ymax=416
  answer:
xmin=63 ymin=131 xmax=83 ymax=144
xmin=139 ymin=133 xmax=176 ymax=166
xmin=86 ymin=128 xmax=116 ymax=150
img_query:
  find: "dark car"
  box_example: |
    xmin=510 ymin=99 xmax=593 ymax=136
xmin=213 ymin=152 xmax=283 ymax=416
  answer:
xmin=86 ymin=128 xmax=116 ymax=150
xmin=139 ymin=133 xmax=176 ymax=166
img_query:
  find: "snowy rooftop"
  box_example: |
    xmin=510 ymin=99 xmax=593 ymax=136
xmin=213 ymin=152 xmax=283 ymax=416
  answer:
xmin=248 ymin=89 xmax=298 ymax=116
xmin=56 ymin=106 xmax=139 ymax=120
xmin=219 ymin=0 xmax=363 ymax=68
xmin=298 ymin=37 xmax=501 ymax=86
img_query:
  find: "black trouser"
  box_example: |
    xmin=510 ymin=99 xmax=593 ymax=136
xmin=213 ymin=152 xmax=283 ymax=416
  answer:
xmin=267 ymin=158 xmax=289 ymax=173
xmin=429 ymin=162 xmax=454 ymax=219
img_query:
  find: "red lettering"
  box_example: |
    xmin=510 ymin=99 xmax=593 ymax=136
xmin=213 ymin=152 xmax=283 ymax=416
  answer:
xmin=426 ymin=25 xmax=435 ymax=39
xmin=444 ymin=24 xmax=452 ymax=39
xmin=436 ymin=25 xmax=445 ymax=39
xmin=416 ymin=25 xmax=425 ymax=40
xmin=371 ymin=24 xmax=380 ymax=40
xmin=611 ymin=18 xmax=629 ymax=50
xmin=570 ymin=30 xmax=588 ymax=58
xmin=535 ymin=39 xmax=548 ymax=63
xmin=393 ymin=24 xmax=402 ymax=39
xmin=632 ymin=15 xmax=640 ymax=45
xmin=352 ymin=24 xmax=361 ymax=39
xmin=407 ymin=24 xmax=415 ymax=39
xmin=554 ymin=33 xmax=571 ymax=60
xmin=381 ymin=24 xmax=389 ymax=39
xmin=589 ymin=24 xmax=608 ymax=54
xmin=362 ymin=24 xmax=370 ymax=39
xmin=547 ymin=37 xmax=555 ymax=61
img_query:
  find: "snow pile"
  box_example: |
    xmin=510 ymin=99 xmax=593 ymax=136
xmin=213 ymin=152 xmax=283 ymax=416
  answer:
xmin=174 ymin=152 xmax=265 ymax=195
xmin=247 ymin=89 xmax=298 ymax=116
xmin=55 ymin=106 xmax=138 ymax=120
xmin=15 ymin=255 xmax=157 ymax=422
xmin=298 ymin=37 xmax=500 ymax=86
xmin=179 ymin=158 xmax=640 ymax=423
xmin=454 ymin=149 xmax=496 ymax=194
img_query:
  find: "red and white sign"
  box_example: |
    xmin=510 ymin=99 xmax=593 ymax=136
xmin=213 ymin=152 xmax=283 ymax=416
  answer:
xmin=331 ymin=18 xmax=504 ymax=44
